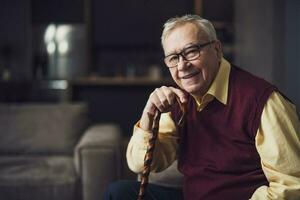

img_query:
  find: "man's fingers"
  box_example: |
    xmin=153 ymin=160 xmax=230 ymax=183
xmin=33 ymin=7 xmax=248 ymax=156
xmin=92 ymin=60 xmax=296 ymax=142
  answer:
xmin=145 ymin=86 xmax=187 ymax=114
xmin=160 ymin=86 xmax=176 ymax=105
xmin=169 ymin=87 xmax=187 ymax=103
xmin=149 ymin=91 xmax=166 ymax=113
xmin=154 ymin=88 xmax=170 ymax=108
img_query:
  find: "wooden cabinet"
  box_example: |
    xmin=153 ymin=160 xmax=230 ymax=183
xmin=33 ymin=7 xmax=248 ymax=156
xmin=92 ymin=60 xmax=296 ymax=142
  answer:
xmin=92 ymin=0 xmax=193 ymax=46
xmin=91 ymin=0 xmax=194 ymax=77
xmin=91 ymin=0 xmax=234 ymax=76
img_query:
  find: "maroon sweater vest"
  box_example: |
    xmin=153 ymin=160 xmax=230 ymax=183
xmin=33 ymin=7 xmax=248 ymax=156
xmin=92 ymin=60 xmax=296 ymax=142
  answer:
xmin=172 ymin=66 xmax=276 ymax=200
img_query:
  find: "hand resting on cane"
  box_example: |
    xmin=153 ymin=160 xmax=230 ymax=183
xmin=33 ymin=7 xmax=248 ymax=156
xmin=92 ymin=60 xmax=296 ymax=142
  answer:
xmin=137 ymin=86 xmax=187 ymax=200
xmin=139 ymin=86 xmax=187 ymax=132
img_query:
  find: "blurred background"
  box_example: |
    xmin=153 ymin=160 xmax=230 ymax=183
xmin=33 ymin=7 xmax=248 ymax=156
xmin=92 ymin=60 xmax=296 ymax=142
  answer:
xmin=0 ymin=0 xmax=299 ymax=175
xmin=1 ymin=0 xmax=300 ymax=135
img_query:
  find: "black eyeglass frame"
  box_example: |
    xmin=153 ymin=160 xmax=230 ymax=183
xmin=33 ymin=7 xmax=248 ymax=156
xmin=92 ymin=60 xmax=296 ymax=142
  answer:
xmin=164 ymin=40 xmax=215 ymax=68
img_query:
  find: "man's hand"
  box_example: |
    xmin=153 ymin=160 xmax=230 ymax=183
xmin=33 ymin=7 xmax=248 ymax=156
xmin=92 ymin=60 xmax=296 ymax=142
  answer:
xmin=140 ymin=86 xmax=187 ymax=131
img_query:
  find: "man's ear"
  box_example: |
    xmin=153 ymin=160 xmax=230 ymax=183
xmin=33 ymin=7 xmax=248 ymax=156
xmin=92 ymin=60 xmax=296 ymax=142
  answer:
xmin=214 ymin=40 xmax=223 ymax=61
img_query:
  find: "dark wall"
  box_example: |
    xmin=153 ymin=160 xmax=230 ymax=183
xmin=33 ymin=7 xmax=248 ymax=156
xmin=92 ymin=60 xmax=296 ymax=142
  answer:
xmin=284 ymin=0 xmax=300 ymax=109
xmin=234 ymin=0 xmax=300 ymax=109
xmin=31 ymin=0 xmax=84 ymax=23
xmin=0 ymin=0 xmax=32 ymax=80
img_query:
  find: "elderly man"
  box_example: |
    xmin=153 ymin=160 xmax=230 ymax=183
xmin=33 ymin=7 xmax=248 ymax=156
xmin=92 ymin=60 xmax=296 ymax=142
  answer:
xmin=104 ymin=15 xmax=300 ymax=200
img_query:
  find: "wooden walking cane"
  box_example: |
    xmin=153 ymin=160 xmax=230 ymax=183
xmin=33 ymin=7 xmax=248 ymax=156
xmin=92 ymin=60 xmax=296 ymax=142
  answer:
xmin=137 ymin=101 xmax=187 ymax=200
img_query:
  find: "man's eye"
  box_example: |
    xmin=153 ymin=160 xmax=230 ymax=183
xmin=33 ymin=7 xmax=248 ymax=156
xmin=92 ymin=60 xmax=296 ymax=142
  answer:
xmin=183 ymin=47 xmax=198 ymax=57
xmin=168 ymin=55 xmax=179 ymax=63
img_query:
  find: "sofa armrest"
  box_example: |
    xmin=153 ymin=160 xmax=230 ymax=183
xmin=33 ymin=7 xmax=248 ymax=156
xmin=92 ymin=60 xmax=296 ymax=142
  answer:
xmin=75 ymin=123 xmax=121 ymax=200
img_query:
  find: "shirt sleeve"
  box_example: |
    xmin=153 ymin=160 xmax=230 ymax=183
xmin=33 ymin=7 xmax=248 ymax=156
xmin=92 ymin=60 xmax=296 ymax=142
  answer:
xmin=126 ymin=112 xmax=179 ymax=173
xmin=251 ymin=91 xmax=300 ymax=200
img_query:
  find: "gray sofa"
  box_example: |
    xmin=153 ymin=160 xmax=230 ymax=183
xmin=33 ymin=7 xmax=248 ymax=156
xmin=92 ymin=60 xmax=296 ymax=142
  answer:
xmin=0 ymin=103 xmax=121 ymax=200
xmin=147 ymin=160 xmax=183 ymax=188
xmin=138 ymin=160 xmax=183 ymax=188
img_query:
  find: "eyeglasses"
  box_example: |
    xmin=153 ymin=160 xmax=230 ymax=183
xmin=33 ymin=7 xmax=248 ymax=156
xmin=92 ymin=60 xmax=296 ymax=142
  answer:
xmin=164 ymin=41 xmax=215 ymax=68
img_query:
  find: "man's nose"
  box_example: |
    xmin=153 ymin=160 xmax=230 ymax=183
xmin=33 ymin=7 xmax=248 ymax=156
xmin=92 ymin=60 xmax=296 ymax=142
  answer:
xmin=177 ymin=55 xmax=189 ymax=70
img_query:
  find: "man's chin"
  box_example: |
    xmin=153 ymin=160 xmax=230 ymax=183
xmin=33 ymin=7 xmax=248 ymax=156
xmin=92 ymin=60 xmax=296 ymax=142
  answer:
xmin=182 ymin=84 xmax=203 ymax=95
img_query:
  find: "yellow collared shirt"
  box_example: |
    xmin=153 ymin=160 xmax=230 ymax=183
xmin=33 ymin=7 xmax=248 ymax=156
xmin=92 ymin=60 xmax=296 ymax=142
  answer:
xmin=127 ymin=58 xmax=300 ymax=199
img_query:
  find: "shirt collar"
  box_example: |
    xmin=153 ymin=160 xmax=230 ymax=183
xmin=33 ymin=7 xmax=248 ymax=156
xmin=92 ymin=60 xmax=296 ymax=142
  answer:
xmin=207 ymin=58 xmax=231 ymax=105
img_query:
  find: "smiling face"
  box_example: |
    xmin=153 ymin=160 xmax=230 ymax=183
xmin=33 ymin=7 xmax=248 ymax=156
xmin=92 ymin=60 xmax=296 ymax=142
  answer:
xmin=163 ymin=22 xmax=222 ymax=98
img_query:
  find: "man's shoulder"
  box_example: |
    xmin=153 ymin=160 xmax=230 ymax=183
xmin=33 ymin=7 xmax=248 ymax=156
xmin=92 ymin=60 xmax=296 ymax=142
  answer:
xmin=229 ymin=65 xmax=276 ymax=101
xmin=231 ymin=65 xmax=273 ymax=88
xmin=231 ymin=65 xmax=270 ymax=85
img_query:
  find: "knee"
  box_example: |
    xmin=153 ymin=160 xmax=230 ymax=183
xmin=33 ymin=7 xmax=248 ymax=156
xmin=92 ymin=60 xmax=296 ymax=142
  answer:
xmin=103 ymin=180 xmax=138 ymax=200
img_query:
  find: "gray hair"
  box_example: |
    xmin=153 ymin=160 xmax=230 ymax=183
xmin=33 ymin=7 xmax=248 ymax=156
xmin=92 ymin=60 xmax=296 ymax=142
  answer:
xmin=161 ymin=14 xmax=217 ymax=46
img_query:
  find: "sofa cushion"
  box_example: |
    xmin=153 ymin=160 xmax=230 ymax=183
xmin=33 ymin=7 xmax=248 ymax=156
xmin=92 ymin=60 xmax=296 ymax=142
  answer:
xmin=0 ymin=156 xmax=77 ymax=185
xmin=0 ymin=103 xmax=89 ymax=155
xmin=0 ymin=155 xmax=80 ymax=200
